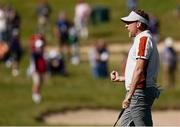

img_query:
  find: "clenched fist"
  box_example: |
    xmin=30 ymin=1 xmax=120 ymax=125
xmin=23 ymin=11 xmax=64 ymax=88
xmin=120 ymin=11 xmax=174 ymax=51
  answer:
xmin=110 ymin=70 xmax=125 ymax=82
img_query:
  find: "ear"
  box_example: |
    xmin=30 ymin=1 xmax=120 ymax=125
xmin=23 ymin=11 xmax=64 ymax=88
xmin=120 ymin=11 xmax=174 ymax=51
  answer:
xmin=137 ymin=22 xmax=141 ymax=28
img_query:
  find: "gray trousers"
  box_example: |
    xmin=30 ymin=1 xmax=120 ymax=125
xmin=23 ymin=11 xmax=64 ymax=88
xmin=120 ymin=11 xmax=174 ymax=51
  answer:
xmin=120 ymin=87 xmax=159 ymax=126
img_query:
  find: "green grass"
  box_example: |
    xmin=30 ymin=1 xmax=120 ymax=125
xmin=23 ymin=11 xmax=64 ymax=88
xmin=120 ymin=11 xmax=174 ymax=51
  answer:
xmin=0 ymin=57 xmax=124 ymax=125
xmin=1 ymin=52 xmax=180 ymax=125
xmin=1 ymin=0 xmax=180 ymax=125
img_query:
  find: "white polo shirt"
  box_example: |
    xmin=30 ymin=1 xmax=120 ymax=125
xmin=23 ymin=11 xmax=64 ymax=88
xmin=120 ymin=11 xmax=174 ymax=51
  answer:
xmin=125 ymin=30 xmax=159 ymax=90
xmin=0 ymin=9 xmax=6 ymax=32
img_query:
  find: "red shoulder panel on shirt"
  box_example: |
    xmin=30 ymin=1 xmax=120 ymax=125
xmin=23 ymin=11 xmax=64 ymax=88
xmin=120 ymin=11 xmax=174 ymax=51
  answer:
xmin=138 ymin=37 xmax=148 ymax=56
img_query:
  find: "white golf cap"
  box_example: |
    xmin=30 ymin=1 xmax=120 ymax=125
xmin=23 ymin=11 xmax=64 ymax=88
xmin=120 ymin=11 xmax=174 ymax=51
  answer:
xmin=164 ymin=37 xmax=173 ymax=47
xmin=121 ymin=11 xmax=149 ymax=25
xmin=35 ymin=39 xmax=43 ymax=48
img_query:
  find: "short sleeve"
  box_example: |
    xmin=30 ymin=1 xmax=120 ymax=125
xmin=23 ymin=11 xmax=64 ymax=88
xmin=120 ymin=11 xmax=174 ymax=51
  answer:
xmin=136 ymin=36 xmax=153 ymax=59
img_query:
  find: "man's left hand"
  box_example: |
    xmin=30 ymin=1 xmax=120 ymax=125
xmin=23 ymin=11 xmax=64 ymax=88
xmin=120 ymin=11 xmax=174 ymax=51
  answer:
xmin=122 ymin=98 xmax=130 ymax=109
xmin=122 ymin=95 xmax=131 ymax=109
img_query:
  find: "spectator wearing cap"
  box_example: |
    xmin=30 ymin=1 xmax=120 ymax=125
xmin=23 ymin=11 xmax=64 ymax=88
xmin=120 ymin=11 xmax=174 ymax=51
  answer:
xmin=110 ymin=9 xmax=160 ymax=126
xmin=160 ymin=37 xmax=178 ymax=88
xmin=46 ymin=49 xmax=66 ymax=75
xmin=28 ymin=33 xmax=46 ymax=104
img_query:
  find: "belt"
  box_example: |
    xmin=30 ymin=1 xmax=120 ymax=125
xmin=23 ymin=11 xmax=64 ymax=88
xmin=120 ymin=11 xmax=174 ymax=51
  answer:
xmin=136 ymin=83 xmax=145 ymax=89
xmin=136 ymin=80 xmax=146 ymax=89
xmin=127 ymin=81 xmax=146 ymax=91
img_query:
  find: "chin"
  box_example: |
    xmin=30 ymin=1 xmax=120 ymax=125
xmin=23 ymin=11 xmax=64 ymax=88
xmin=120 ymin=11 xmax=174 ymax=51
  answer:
xmin=129 ymin=33 xmax=133 ymax=38
xmin=129 ymin=32 xmax=135 ymax=38
xmin=128 ymin=32 xmax=131 ymax=37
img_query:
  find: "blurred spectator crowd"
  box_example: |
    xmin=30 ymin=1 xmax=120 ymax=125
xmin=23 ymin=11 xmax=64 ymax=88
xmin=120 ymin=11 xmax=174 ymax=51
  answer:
xmin=0 ymin=0 xmax=178 ymax=104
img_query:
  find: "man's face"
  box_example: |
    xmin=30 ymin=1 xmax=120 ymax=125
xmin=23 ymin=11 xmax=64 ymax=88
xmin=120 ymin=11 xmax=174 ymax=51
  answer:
xmin=125 ymin=21 xmax=138 ymax=38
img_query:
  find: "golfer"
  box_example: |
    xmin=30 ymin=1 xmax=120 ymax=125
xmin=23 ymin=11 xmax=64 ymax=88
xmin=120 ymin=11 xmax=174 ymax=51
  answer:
xmin=110 ymin=9 xmax=160 ymax=126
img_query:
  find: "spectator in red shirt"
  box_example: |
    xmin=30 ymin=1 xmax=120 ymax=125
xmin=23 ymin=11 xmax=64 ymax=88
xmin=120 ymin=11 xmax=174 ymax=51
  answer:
xmin=28 ymin=32 xmax=46 ymax=104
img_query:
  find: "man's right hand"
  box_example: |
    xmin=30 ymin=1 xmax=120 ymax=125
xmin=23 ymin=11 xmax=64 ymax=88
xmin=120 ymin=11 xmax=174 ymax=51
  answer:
xmin=110 ymin=70 xmax=125 ymax=82
xmin=110 ymin=71 xmax=121 ymax=82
